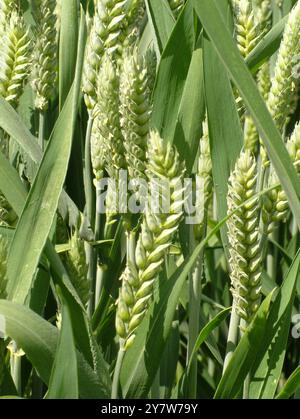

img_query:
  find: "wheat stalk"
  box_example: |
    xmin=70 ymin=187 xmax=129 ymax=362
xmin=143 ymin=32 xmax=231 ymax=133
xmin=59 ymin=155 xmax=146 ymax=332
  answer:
xmin=0 ymin=235 xmax=8 ymax=298
xmin=0 ymin=10 xmax=31 ymax=107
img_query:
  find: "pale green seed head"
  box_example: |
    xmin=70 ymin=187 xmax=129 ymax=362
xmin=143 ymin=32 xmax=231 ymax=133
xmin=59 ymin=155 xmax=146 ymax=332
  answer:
xmin=120 ymin=46 xmax=154 ymax=184
xmin=65 ymin=228 xmax=90 ymax=306
xmin=227 ymin=150 xmax=261 ymax=322
xmin=267 ymin=1 xmax=300 ymax=131
xmin=0 ymin=9 xmax=32 ymax=107
xmin=31 ymin=0 xmax=58 ymax=111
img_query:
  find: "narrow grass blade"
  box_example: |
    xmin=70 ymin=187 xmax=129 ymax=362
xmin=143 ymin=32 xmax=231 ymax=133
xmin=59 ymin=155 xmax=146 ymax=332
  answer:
xmin=0 ymin=98 xmax=41 ymax=162
xmin=178 ymin=307 xmax=231 ymax=397
xmin=276 ymin=367 xmax=300 ymax=399
xmin=59 ymin=0 xmax=79 ymax=110
xmin=173 ymin=35 xmax=205 ymax=173
xmin=145 ymin=0 xmax=174 ymax=54
xmin=203 ymin=34 xmax=243 ymax=259
xmin=151 ymin=2 xmax=196 ymax=147
xmin=46 ymin=294 xmax=78 ymax=399
xmin=0 ymin=150 xmax=27 ymax=215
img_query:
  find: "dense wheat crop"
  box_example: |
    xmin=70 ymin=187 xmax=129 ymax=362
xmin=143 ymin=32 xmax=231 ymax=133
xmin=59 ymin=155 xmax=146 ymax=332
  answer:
xmin=0 ymin=0 xmax=300 ymax=400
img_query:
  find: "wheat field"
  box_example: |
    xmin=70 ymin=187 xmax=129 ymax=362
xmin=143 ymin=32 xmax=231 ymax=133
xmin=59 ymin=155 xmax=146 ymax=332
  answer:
xmin=0 ymin=0 xmax=300 ymax=400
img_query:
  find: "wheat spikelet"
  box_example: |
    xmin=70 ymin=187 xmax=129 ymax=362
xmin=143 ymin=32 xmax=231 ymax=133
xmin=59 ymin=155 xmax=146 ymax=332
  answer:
xmin=31 ymin=0 xmax=57 ymax=111
xmin=287 ymin=122 xmax=300 ymax=174
xmin=91 ymin=115 xmax=106 ymax=182
xmin=82 ymin=0 xmax=128 ymax=112
xmin=263 ymin=123 xmax=300 ymax=232
xmin=234 ymin=0 xmax=261 ymax=58
xmin=227 ymin=150 xmax=262 ymax=322
xmin=244 ymin=1 xmax=271 ymax=153
xmin=119 ymin=47 xmax=154 ymax=186
xmin=96 ymin=52 xmax=126 ymax=221
xmin=267 ymin=1 xmax=300 ymax=131
xmin=0 ymin=0 xmax=14 ymax=32
xmin=0 ymin=10 xmax=31 ymax=107
xmin=0 ymin=235 xmax=8 ymax=299
xmin=96 ymin=53 xmax=126 ymax=179
xmin=65 ymin=229 xmax=90 ymax=306
xmin=121 ymin=0 xmax=146 ymax=50
xmin=116 ymin=131 xmax=186 ymax=349
xmin=194 ymin=121 xmax=213 ymax=240
xmin=252 ymin=0 xmax=272 ymax=33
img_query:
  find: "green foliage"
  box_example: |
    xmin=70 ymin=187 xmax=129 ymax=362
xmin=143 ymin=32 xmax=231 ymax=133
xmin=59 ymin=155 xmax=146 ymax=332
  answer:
xmin=0 ymin=0 xmax=300 ymax=401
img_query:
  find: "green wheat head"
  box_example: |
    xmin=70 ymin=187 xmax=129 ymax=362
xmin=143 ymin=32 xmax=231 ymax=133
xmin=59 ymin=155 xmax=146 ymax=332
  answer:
xmin=65 ymin=229 xmax=90 ymax=307
xmin=116 ymin=131 xmax=186 ymax=349
xmin=227 ymin=150 xmax=262 ymax=322
xmin=120 ymin=46 xmax=155 ymax=185
xmin=0 ymin=9 xmax=31 ymax=107
xmin=31 ymin=0 xmax=58 ymax=111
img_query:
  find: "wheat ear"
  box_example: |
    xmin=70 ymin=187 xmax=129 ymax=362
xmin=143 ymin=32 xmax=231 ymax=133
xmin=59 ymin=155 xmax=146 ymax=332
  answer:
xmin=267 ymin=1 xmax=300 ymax=131
xmin=194 ymin=120 xmax=213 ymax=240
xmin=82 ymin=0 xmax=128 ymax=112
xmin=65 ymin=229 xmax=90 ymax=306
xmin=116 ymin=131 xmax=186 ymax=349
xmin=31 ymin=0 xmax=58 ymax=111
xmin=262 ymin=122 xmax=300 ymax=233
xmin=227 ymin=150 xmax=262 ymax=322
xmin=119 ymin=47 xmax=155 ymax=186
xmin=0 ymin=10 xmax=31 ymax=107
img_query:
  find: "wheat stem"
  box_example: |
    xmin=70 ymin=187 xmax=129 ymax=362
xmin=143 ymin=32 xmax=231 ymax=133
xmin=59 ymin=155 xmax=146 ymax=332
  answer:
xmin=111 ymin=346 xmax=125 ymax=399
xmin=223 ymin=304 xmax=240 ymax=374
xmin=85 ymin=117 xmax=97 ymax=318
xmin=38 ymin=111 xmax=45 ymax=151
